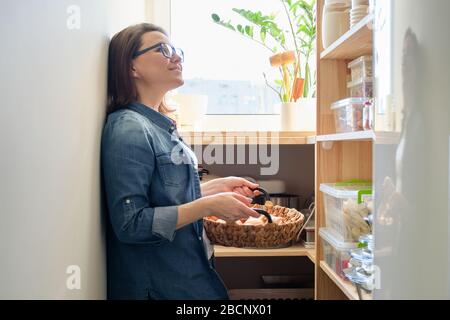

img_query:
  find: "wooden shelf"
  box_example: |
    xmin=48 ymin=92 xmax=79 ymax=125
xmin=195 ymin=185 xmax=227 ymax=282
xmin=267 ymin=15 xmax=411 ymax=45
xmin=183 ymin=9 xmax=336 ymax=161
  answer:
xmin=320 ymin=261 xmax=372 ymax=300
xmin=313 ymin=131 xmax=400 ymax=144
xmin=320 ymin=15 xmax=373 ymax=60
xmin=214 ymin=244 xmax=315 ymax=259
xmin=180 ymin=131 xmax=316 ymax=145
xmin=307 ymin=135 xmax=317 ymax=144
xmin=316 ymin=130 xmax=375 ymax=142
xmin=307 ymin=248 xmax=316 ymax=264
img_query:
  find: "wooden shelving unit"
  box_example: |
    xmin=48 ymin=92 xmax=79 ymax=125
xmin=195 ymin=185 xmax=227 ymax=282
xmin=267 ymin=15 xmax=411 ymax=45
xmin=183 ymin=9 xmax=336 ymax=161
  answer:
xmin=189 ymin=3 xmax=376 ymax=297
xmin=314 ymin=0 xmax=374 ymax=300
xmin=180 ymin=131 xmax=315 ymax=145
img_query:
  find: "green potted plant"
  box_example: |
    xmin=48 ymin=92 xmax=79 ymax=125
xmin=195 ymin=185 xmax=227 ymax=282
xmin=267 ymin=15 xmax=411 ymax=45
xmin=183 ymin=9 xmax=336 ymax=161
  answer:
xmin=212 ymin=0 xmax=317 ymax=131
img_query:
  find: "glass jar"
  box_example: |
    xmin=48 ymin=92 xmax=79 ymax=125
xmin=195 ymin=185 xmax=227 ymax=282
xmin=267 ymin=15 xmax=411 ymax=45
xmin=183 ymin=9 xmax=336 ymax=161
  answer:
xmin=322 ymin=0 xmax=351 ymax=49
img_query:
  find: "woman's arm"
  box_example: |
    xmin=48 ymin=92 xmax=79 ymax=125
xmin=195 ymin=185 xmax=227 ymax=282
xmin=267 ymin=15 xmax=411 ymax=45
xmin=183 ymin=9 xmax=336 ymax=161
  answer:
xmin=200 ymin=177 xmax=259 ymax=198
xmin=102 ymin=115 xmax=181 ymax=245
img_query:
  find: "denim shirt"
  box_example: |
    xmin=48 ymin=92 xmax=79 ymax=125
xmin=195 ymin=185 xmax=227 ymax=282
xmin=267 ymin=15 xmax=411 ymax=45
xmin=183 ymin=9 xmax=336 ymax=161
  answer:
xmin=101 ymin=102 xmax=228 ymax=300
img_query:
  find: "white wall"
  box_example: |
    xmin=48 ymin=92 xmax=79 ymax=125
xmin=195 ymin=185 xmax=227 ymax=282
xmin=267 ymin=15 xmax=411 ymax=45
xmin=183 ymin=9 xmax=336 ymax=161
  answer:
xmin=0 ymin=0 xmax=150 ymax=299
xmin=107 ymin=0 xmax=149 ymax=37
xmin=374 ymin=0 xmax=450 ymax=299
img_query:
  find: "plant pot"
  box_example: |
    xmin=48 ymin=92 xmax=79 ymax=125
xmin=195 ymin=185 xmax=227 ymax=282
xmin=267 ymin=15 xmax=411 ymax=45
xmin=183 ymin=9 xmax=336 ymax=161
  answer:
xmin=278 ymin=99 xmax=316 ymax=131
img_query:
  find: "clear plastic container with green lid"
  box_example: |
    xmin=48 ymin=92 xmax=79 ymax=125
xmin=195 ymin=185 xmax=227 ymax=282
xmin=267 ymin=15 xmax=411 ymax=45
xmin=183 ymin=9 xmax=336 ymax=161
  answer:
xmin=320 ymin=181 xmax=373 ymax=242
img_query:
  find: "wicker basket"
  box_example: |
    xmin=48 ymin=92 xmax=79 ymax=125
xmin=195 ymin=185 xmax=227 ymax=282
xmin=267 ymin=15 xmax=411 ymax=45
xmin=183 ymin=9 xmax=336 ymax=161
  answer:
xmin=204 ymin=204 xmax=305 ymax=248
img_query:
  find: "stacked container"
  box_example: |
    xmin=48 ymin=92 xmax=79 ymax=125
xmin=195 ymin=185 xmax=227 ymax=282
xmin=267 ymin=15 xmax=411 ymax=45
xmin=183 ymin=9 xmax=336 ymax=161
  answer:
xmin=319 ymin=181 xmax=374 ymax=285
xmin=331 ymin=97 xmax=366 ymax=132
xmin=320 ymin=182 xmax=372 ymax=242
xmin=348 ymin=55 xmax=372 ymax=79
xmin=344 ymin=233 xmax=376 ymax=298
xmin=320 ymin=228 xmax=357 ymax=279
xmin=347 ymin=55 xmax=373 ymax=99
xmin=330 ymin=55 xmax=373 ymax=133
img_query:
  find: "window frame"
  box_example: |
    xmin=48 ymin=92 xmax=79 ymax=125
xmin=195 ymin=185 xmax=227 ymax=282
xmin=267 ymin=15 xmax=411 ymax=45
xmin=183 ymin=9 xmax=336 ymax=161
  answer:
xmin=166 ymin=0 xmax=283 ymax=116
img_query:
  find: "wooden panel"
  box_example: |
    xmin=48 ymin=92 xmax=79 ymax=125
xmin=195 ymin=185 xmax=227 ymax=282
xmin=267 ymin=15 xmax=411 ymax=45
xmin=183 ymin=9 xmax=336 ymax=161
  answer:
xmin=320 ymin=15 xmax=374 ymax=60
xmin=180 ymin=131 xmax=316 ymax=145
xmin=214 ymin=245 xmax=313 ymax=258
xmin=341 ymin=141 xmax=373 ymax=180
xmin=316 ymin=1 xmax=349 ymax=136
xmin=320 ymin=261 xmax=372 ymax=300
xmin=216 ymin=257 xmax=314 ymax=290
xmin=317 ymin=60 xmax=349 ymax=135
xmin=316 ymin=264 xmax=348 ymax=300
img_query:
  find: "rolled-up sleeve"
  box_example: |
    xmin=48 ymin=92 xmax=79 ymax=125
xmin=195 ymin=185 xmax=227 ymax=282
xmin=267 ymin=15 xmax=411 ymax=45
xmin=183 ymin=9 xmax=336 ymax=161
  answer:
xmin=152 ymin=206 xmax=179 ymax=240
xmin=101 ymin=115 xmax=178 ymax=245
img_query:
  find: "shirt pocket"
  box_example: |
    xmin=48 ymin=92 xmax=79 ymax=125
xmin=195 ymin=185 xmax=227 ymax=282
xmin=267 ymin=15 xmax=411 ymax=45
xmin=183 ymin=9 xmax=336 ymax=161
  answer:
xmin=156 ymin=152 xmax=190 ymax=187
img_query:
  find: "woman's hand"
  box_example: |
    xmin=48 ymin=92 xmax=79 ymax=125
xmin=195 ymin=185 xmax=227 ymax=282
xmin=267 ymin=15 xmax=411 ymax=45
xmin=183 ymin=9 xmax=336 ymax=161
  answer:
xmin=201 ymin=176 xmax=260 ymax=198
xmin=203 ymin=192 xmax=260 ymax=222
xmin=177 ymin=192 xmax=260 ymax=228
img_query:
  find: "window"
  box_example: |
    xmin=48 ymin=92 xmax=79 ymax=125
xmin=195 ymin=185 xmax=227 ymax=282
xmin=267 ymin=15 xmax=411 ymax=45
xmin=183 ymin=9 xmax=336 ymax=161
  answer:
xmin=170 ymin=0 xmax=287 ymax=115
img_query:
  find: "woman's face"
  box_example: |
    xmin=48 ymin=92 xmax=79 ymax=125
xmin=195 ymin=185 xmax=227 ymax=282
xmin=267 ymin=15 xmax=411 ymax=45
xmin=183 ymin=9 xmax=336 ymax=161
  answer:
xmin=131 ymin=31 xmax=184 ymax=92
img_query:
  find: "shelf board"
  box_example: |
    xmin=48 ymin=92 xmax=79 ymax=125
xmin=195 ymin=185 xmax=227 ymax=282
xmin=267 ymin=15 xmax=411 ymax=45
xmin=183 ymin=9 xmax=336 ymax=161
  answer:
xmin=375 ymin=131 xmax=401 ymax=145
xmin=320 ymin=15 xmax=373 ymax=60
xmin=314 ymin=131 xmax=401 ymax=143
xmin=214 ymin=244 xmax=314 ymax=258
xmin=307 ymin=248 xmax=316 ymax=264
xmin=307 ymin=135 xmax=317 ymax=144
xmin=320 ymin=261 xmax=372 ymax=300
xmin=316 ymin=130 xmax=375 ymax=142
xmin=180 ymin=131 xmax=316 ymax=145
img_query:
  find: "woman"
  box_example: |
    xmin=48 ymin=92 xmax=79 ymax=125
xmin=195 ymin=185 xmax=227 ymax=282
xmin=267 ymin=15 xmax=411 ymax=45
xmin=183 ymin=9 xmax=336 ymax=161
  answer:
xmin=102 ymin=23 xmax=261 ymax=300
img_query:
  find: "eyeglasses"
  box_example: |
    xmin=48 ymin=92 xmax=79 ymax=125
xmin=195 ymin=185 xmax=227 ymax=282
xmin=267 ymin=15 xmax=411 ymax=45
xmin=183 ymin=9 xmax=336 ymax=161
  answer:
xmin=133 ymin=42 xmax=184 ymax=62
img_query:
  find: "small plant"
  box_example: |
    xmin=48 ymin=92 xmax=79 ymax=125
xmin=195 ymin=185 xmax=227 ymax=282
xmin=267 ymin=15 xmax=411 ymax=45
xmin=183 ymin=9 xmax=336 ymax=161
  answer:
xmin=212 ymin=0 xmax=316 ymax=103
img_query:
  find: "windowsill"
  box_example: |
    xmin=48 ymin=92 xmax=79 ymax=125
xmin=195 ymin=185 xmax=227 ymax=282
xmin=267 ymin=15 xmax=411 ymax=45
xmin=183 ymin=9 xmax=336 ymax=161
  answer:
xmin=177 ymin=115 xmax=316 ymax=145
xmin=178 ymin=114 xmax=282 ymax=132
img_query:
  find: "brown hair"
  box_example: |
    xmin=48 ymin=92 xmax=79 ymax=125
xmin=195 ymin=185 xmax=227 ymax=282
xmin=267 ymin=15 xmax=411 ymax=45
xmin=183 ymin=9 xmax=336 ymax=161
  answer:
xmin=107 ymin=23 xmax=171 ymax=115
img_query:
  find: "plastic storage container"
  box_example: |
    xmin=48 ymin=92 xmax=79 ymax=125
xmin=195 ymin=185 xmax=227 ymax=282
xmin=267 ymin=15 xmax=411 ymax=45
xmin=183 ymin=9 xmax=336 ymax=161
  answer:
xmin=331 ymin=98 xmax=368 ymax=132
xmin=347 ymin=77 xmax=373 ymax=98
xmin=320 ymin=182 xmax=372 ymax=241
xmin=320 ymin=228 xmax=357 ymax=279
xmin=362 ymin=99 xmax=374 ymax=130
xmin=348 ymin=56 xmax=372 ymax=81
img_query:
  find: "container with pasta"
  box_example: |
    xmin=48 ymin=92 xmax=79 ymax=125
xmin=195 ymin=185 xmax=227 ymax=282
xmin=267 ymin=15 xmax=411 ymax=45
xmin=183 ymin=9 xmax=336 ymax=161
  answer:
xmin=320 ymin=182 xmax=373 ymax=242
